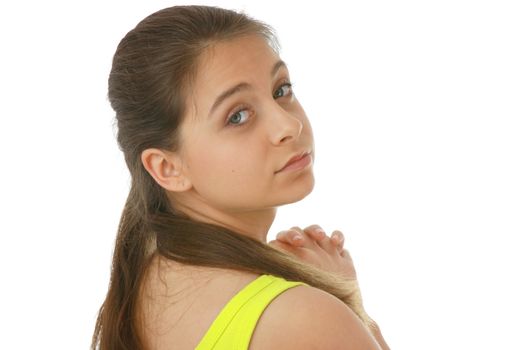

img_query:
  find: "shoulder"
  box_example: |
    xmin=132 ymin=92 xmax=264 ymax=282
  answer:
xmin=249 ymin=284 xmax=381 ymax=350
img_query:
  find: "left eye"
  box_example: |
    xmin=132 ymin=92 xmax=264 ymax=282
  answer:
xmin=227 ymin=109 xmax=250 ymax=126
xmin=273 ymin=83 xmax=293 ymax=99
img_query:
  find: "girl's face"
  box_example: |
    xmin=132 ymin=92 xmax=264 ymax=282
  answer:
xmin=175 ymin=34 xmax=315 ymax=213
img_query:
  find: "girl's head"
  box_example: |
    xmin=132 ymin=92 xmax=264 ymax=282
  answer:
xmin=111 ymin=5 xmax=315 ymax=227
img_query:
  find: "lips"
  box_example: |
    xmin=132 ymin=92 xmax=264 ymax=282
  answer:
xmin=276 ymin=151 xmax=310 ymax=173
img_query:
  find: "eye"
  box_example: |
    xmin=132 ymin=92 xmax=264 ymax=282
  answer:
xmin=226 ymin=108 xmax=251 ymax=127
xmin=273 ymin=82 xmax=293 ymax=99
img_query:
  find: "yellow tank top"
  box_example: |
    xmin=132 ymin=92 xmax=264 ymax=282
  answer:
xmin=195 ymin=274 xmax=308 ymax=350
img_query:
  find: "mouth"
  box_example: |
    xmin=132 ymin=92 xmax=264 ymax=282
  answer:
xmin=276 ymin=151 xmax=312 ymax=173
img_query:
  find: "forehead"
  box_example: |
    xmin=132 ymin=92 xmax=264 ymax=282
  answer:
xmin=187 ymin=35 xmax=281 ymax=111
xmin=198 ymin=35 xmax=279 ymax=83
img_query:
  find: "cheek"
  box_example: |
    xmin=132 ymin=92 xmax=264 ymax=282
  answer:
xmin=189 ymin=141 xmax=265 ymax=185
xmin=186 ymin=141 xmax=273 ymax=208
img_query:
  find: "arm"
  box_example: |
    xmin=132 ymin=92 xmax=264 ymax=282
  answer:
xmin=250 ymin=284 xmax=383 ymax=350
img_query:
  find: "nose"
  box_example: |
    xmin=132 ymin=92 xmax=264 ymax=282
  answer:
xmin=266 ymin=103 xmax=303 ymax=146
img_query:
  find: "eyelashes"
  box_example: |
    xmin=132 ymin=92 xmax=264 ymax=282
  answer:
xmin=273 ymin=82 xmax=293 ymax=99
xmin=225 ymin=81 xmax=294 ymax=127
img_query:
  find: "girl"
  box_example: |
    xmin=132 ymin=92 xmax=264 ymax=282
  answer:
xmin=93 ymin=5 xmax=390 ymax=350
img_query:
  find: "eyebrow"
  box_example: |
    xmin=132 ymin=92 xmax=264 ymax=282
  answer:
xmin=208 ymin=60 xmax=287 ymax=118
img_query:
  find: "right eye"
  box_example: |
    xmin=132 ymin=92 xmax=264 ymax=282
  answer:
xmin=226 ymin=108 xmax=251 ymax=127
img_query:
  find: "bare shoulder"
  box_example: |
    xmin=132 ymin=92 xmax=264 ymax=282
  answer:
xmin=249 ymin=284 xmax=381 ymax=350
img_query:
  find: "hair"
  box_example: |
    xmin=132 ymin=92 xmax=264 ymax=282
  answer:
xmin=92 ymin=5 xmax=373 ymax=350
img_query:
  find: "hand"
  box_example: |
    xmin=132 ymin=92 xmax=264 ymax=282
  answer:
xmin=267 ymin=225 xmax=357 ymax=281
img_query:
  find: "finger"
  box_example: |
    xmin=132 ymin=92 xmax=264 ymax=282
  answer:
xmin=303 ymin=224 xmax=327 ymax=241
xmin=316 ymin=233 xmax=336 ymax=252
xmin=330 ymin=230 xmax=345 ymax=249
xmin=288 ymin=227 xmax=307 ymax=246
xmin=267 ymin=239 xmax=295 ymax=254
xmin=341 ymin=248 xmax=354 ymax=262
xmin=276 ymin=229 xmax=305 ymax=246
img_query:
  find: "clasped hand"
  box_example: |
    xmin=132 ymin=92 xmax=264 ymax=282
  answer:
xmin=267 ymin=225 xmax=358 ymax=281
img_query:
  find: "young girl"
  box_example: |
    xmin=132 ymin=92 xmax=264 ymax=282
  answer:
xmin=93 ymin=5 xmax=390 ymax=350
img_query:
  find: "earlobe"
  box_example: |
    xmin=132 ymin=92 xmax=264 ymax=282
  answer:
xmin=140 ymin=148 xmax=192 ymax=192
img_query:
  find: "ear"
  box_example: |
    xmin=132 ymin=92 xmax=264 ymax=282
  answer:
xmin=141 ymin=148 xmax=192 ymax=192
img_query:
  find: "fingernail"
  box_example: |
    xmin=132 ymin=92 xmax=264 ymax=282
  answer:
xmin=292 ymin=234 xmax=303 ymax=241
xmin=315 ymin=228 xmax=326 ymax=236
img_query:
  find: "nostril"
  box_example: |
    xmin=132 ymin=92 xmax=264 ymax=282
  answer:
xmin=279 ymin=135 xmax=293 ymax=144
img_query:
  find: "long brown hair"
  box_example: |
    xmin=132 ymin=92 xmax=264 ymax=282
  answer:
xmin=93 ymin=5 xmax=372 ymax=350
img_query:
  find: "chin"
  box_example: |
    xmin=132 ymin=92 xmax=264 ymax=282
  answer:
xmin=276 ymin=172 xmax=315 ymax=205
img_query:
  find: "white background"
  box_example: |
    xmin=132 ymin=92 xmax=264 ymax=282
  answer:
xmin=1 ymin=1 xmax=524 ymax=349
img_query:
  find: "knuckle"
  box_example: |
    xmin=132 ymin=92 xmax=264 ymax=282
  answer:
xmin=305 ymin=225 xmax=326 ymax=240
xmin=288 ymin=228 xmax=302 ymax=237
xmin=279 ymin=229 xmax=303 ymax=243
xmin=276 ymin=230 xmax=289 ymax=240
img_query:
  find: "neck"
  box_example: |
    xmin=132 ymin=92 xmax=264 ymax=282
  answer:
xmin=169 ymin=193 xmax=277 ymax=243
